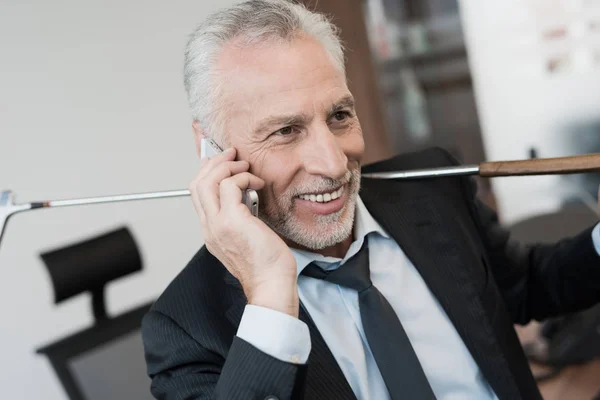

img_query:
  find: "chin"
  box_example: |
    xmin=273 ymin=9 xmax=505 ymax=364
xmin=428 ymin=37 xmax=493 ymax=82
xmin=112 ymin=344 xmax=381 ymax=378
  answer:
xmin=262 ymin=169 xmax=361 ymax=250
xmin=280 ymin=195 xmax=357 ymax=250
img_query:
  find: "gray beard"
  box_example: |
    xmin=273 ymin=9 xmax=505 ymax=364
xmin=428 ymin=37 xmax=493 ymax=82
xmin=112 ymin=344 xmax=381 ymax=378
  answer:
xmin=259 ymin=169 xmax=361 ymax=250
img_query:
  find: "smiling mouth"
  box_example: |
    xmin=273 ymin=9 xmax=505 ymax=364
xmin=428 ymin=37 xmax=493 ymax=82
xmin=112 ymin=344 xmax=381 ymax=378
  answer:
xmin=296 ymin=186 xmax=345 ymax=203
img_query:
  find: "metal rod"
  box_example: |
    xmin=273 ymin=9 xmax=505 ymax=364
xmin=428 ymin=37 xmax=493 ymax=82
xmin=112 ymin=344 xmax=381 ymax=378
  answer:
xmin=0 ymin=189 xmax=191 ymax=248
xmin=30 ymin=166 xmax=480 ymax=211
xmin=45 ymin=189 xmax=191 ymax=208
xmin=1 ymin=157 xmax=598 ymax=250
xmin=361 ymin=165 xmax=480 ymax=180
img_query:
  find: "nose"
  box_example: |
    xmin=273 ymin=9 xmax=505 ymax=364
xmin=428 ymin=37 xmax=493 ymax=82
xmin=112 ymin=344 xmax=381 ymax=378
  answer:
xmin=302 ymin=126 xmax=348 ymax=179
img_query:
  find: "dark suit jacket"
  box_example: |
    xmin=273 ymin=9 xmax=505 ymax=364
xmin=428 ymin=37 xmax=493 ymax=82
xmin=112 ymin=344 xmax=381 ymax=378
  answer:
xmin=142 ymin=147 xmax=600 ymax=400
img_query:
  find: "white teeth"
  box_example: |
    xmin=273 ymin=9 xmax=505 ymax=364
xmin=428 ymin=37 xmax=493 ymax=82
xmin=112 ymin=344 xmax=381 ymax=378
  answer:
xmin=299 ymin=186 xmax=345 ymax=203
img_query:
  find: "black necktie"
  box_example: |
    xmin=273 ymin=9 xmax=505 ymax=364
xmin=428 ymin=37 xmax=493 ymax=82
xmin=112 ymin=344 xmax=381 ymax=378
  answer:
xmin=302 ymin=238 xmax=437 ymax=399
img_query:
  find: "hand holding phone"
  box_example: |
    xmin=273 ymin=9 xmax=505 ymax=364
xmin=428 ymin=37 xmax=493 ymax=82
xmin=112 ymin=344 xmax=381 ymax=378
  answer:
xmin=200 ymin=138 xmax=259 ymax=217
xmin=189 ymin=142 xmax=299 ymax=317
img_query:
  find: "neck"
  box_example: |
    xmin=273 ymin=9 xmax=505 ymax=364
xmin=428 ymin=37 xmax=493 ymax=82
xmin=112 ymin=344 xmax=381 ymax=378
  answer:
xmin=286 ymin=233 xmax=354 ymax=259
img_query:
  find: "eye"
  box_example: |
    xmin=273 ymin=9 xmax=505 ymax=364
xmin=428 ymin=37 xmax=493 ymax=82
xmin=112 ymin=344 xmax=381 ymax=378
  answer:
xmin=332 ymin=111 xmax=352 ymax=122
xmin=274 ymin=126 xmax=295 ymax=136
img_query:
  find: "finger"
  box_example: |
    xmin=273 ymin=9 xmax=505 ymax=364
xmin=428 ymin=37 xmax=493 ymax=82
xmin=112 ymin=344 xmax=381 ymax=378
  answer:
xmin=190 ymin=148 xmax=242 ymax=231
xmin=197 ymin=161 xmax=251 ymax=215
xmin=193 ymin=193 xmax=208 ymax=226
xmin=209 ymin=147 xmax=237 ymax=164
xmin=219 ymin=172 xmax=265 ymax=211
xmin=195 ymin=148 xmax=235 ymax=180
xmin=198 ymin=156 xmax=210 ymax=168
xmin=188 ymin=179 xmax=208 ymax=224
xmin=192 ymin=161 xmax=249 ymax=213
xmin=204 ymin=160 xmax=251 ymax=186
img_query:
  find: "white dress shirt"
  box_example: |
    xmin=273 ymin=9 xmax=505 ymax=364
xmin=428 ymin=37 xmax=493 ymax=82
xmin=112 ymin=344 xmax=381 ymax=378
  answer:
xmin=237 ymin=197 xmax=600 ymax=399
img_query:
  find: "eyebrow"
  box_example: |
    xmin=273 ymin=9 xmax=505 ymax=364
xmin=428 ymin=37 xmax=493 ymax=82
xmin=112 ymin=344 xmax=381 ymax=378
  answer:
xmin=327 ymin=95 xmax=355 ymax=117
xmin=253 ymin=95 xmax=356 ymax=136
xmin=253 ymin=113 xmax=311 ymax=136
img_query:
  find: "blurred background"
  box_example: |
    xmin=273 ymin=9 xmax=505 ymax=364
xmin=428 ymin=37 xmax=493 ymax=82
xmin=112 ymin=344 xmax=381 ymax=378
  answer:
xmin=1 ymin=0 xmax=599 ymax=399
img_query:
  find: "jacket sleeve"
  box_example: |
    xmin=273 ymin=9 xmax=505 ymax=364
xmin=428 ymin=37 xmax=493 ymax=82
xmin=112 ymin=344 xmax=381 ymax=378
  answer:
xmin=439 ymin=149 xmax=600 ymax=324
xmin=142 ymin=310 xmax=307 ymax=400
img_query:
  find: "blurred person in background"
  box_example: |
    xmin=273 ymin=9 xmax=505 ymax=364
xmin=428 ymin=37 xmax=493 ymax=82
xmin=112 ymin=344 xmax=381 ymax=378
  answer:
xmin=142 ymin=1 xmax=600 ymax=399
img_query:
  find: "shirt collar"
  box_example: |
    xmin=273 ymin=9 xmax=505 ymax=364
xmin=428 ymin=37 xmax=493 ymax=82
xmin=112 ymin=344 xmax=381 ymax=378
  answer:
xmin=290 ymin=195 xmax=390 ymax=277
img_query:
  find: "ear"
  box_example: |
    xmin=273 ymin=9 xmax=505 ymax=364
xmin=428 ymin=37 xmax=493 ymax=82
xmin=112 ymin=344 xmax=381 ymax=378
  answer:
xmin=192 ymin=120 xmax=207 ymax=158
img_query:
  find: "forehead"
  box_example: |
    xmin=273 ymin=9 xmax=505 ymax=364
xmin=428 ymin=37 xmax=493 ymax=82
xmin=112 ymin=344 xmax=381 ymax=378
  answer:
xmin=215 ymin=35 xmax=350 ymax=128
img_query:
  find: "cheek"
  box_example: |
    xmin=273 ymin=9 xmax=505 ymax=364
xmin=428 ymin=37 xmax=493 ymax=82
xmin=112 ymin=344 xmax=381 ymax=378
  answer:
xmin=341 ymin=126 xmax=365 ymax=161
xmin=251 ymin=152 xmax=301 ymax=200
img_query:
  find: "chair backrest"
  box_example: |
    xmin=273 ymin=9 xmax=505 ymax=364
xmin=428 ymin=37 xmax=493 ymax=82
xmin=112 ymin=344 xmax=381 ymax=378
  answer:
xmin=36 ymin=227 xmax=152 ymax=400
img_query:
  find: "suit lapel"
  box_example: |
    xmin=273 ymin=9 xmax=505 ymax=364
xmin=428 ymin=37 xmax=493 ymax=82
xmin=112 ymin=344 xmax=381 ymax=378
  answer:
xmin=360 ymin=178 xmax=522 ymax=400
xmin=300 ymin=305 xmax=357 ymax=400
xmin=224 ymin=273 xmax=356 ymax=399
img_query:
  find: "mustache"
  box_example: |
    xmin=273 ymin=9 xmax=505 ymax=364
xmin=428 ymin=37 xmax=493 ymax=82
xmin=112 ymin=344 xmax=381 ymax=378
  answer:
xmin=287 ymin=170 xmax=357 ymax=197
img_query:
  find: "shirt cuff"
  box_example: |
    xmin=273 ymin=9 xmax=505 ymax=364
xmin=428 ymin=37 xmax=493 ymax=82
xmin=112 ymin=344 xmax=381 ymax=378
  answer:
xmin=592 ymin=223 xmax=600 ymax=256
xmin=236 ymin=304 xmax=311 ymax=364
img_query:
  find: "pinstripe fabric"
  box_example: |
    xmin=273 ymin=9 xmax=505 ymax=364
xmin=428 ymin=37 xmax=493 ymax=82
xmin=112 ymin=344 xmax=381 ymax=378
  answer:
xmin=142 ymin=147 xmax=600 ymax=400
xmin=298 ymin=305 xmax=356 ymax=399
xmin=142 ymin=246 xmax=355 ymax=400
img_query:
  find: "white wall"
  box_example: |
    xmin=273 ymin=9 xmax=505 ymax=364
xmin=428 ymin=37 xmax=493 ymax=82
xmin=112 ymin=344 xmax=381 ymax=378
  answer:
xmin=459 ymin=0 xmax=600 ymax=224
xmin=0 ymin=1 xmax=238 ymax=398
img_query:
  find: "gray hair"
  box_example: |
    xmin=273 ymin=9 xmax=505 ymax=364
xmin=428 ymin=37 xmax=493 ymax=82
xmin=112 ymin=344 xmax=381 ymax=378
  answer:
xmin=183 ymin=0 xmax=345 ymax=140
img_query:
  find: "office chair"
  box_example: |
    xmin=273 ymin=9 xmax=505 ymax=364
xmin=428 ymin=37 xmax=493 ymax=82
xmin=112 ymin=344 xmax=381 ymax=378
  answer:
xmin=36 ymin=227 xmax=153 ymax=400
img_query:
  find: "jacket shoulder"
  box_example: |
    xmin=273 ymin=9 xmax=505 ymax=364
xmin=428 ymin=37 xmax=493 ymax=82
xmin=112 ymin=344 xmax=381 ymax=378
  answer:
xmin=359 ymin=147 xmax=475 ymax=206
xmin=362 ymin=146 xmax=459 ymax=174
xmin=148 ymin=246 xmax=242 ymax=338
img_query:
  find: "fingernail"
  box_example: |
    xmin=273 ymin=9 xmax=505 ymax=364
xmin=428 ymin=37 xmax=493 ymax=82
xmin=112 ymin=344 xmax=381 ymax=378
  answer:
xmin=225 ymin=148 xmax=234 ymax=154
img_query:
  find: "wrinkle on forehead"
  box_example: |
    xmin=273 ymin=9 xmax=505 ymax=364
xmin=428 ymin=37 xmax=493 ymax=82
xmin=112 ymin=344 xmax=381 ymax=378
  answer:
xmin=220 ymin=37 xmax=345 ymax=95
xmin=213 ymin=35 xmax=349 ymax=151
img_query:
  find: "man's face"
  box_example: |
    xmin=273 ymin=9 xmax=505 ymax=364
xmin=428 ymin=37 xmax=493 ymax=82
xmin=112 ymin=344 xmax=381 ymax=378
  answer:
xmin=211 ymin=35 xmax=364 ymax=250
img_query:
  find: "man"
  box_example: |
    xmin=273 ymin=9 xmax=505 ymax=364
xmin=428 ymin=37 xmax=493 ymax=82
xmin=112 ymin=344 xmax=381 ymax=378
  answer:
xmin=141 ymin=1 xmax=600 ymax=399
